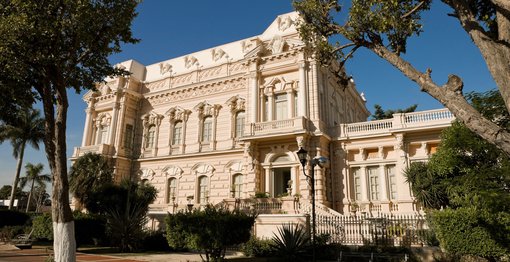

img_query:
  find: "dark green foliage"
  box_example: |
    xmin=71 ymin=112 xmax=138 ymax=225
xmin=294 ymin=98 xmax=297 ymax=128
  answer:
xmin=0 ymin=185 xmax=23 ymax=200
xmin=86 ymin=179 xmax=157 ymax=252
xmin=371 ymin=104 xmax=417 ymax=120
xmin=166 ymin=205 xmax=256 ymax=262
xmin=0 ymin=225 xmax=28 ymax=242
xmin=431 ymin=208 xmax=509 ymax=259
xmin=241 ymin=236 xmax=275 ymax=257
xmin=0 ymin=210 xmax=30 ymax=227
xmin=73 ymin=211 xmax=106 ymax=247
xmin=142 ymin=231 xmax=172 ymax=251
xmin=271 ymin=223 xmax=311 ymax=261
xmin=69 ymin=153 xmax=114 ymax=210
xmin=32 ymin=213 xmax=53 ymax=241
xmin=404 ymin=91 xmax=510 ymax=259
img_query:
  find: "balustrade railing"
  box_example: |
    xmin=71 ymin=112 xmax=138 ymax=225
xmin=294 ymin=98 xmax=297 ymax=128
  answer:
xmin=341 ymin=108 xmax=454 ymax=138
xmin=250 ymin=117 xmax=306 ymax=136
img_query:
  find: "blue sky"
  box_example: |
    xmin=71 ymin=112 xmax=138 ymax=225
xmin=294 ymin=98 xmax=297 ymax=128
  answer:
xmin=0 ymin=1 xmax=496 ymax=190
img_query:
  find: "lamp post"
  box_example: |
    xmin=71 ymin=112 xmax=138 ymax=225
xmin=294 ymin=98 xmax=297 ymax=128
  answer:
xmin=296 ymin=147 xmax=328 ymax=262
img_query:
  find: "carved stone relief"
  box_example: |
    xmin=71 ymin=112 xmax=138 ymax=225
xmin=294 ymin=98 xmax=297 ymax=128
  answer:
xmin=184 ymin=55 xmax=199 ymax=69
xmin=165 ymin=106 xmax=191 ymax=122
xmin=269 ymin=35 xmax=286 ymax=54
xmin=159 ymin=63 xmax=172 ymax=75
xmin=277 ymin=16 xmax=293 ymax=31
xmin=211 ymin=48 xmax=228 ymax=62
xmin=226 ymin=95 xmax=246 ymax=113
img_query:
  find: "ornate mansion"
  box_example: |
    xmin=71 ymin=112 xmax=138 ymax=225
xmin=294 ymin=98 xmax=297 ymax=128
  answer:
xmin=72 ymin=12 xmax=454 ymax=229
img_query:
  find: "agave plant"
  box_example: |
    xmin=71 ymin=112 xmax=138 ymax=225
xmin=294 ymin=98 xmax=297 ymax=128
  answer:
xmin=271 ymin=223 xmax=311 ymax=261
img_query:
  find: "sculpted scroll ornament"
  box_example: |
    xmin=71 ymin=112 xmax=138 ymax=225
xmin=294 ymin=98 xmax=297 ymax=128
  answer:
xmin=140 ymin=169 xmax=155 ymax=181
xmin=184 ymin=55 xmax=199 ymax=69
xmin=211 ymin=48 xmax=228 ymax=62
xmin=95 ymin=113 xmax=111 ymax=127
xmin=159 ymin=63 xmax=172 ymax=75
xmin=269 ymin=35 xmax=286 ymax=54
xmin=194 ymin=101 xmax=222 ymax=118
xmin=277 ymin=16 xmax=293 ymax=31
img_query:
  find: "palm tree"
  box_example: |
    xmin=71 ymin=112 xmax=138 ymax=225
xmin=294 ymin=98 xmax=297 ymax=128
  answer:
xmin=0 ymin=108 xmax=45 ymax=210
xmin=19 ymin=162 xmax=50 ymax=212
xmin=69 ymin=152 xmax=113 ymax=210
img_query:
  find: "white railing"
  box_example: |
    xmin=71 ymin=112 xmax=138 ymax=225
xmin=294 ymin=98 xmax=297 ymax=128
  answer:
xmin=404 ymin=109 xmax=454 ymax=126
xmin=72 ymin=144 xmax=111 ymax=157
xmin=340 ymin=108 xmax=454 ymax=138
xmin=250 ymin=117 xmax=306 ymax=136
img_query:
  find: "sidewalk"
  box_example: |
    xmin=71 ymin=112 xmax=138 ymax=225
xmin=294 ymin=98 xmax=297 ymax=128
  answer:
xmin=0 ymin=244 xmax=244 ymax=262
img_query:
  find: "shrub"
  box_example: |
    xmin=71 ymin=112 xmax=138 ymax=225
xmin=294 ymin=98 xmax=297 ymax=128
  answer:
xmin=0 ymin=210 xmax=30 ymax=227
xmin=241 ymin=236 xmax=275 ymax=257
xmin=32 ymin=213 xmax=53 ymax=241
xmin=142 ymin=231 xmax=172 ymax=251
xmin=271 ymin=223 xmax=311 ymax=261
xmin=166 ymin=205 xmax=256 ymax=261
xmin=0 ymin=225 xmax=28 ymax=242
xmin=431 ymin=207 xmax=510 ymax=260
xmin=73 ymin=211 xmax=106 ymax=247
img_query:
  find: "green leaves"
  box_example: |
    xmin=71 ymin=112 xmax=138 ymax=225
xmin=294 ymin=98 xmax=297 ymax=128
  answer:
xmin=166 ymin=206 xmax=256 ymax=261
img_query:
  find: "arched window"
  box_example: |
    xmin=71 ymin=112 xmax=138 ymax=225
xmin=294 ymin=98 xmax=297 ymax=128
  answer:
xmin=235 ymin=111 xmax=245 ymax=138
xmin=167 ymin=178 xmax=177 ymax=203
xmin=198 ymin=176 xmax=209 ymax=204
xmin=202 ymin=116 xmax=212 ymax=142
xmin=146 ymin=125 xmax=156 ymax=148
xmin=172 ymin=121 xmax=183 ymax=145
xmin=233 ymin=174 xmax=243 ymax=198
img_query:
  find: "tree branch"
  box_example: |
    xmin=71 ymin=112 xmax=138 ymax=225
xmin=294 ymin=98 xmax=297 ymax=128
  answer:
xmin=331 ymin=42 xmax=357 ymax=54
xmin=401 ymin=1 xmax=426 ymax=19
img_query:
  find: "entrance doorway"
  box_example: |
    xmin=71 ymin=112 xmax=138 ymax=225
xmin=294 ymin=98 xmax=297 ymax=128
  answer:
xmin=273 ymin=167 xmax=291 ymax=197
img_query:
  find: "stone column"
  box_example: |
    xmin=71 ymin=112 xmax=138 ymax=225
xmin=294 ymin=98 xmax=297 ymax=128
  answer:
xmin=264 ymin=167 xmax=271 ymax=195
xmin=379 ymin=164 xmax=388 ymax=201
xmin=249 ymin=72 xmax=258 ymax=123
xmin=394 ymin=134 xmax=412 ymax=202
xmin=108 ymin=101 xmax=120 ymax=147
xmin=81 ymin=101 xmax=95 ymax=147
xmin=287 ymin=90 xmax=294 ymax=119
xmin=114 ymin=97 xmax=127 ymax=154
xmin=267 ymin=90 xmax=274 ymax=121
xmin=360 ymin=166 xmax=369 ymax=202
xmin=298 ymin=61 xmax=308 ymax=117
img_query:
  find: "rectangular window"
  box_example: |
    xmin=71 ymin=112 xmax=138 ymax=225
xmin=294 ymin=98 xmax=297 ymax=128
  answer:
xmin=172 ymin=122 xmax=182 ymax=145
xmin=235 ymin=112 xmax=245 ymax=138
xmin=294 ymin=92 xmax=298 ymax=117
xmin=387 ymin=165 xmax=397 ymax=200
xmin=368 ymin=166 xmax=380 ymax=201
xmin=124 ymin=124 xmax=133 ymax=149
xmin=202 ymin=118 xmax=212 ymax=142
xmin=352 ymin=168 xmax=361 ymax=201
xmin=264 ymin=96 xmax=269 ymax=121
xmin=275 ymin=94 xmax=288 ymax=120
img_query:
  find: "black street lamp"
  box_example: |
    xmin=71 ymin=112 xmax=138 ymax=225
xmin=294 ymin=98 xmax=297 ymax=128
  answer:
xmin=296 ymin=147 xmax=328 ymax=262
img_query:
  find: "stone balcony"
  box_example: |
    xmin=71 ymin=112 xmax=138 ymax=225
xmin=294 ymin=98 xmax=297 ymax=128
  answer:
xmin=338 ymin=108 xmax=454 ymax=139
xmin=246 ymin=116 xmax=308 ymax=138
xmin=72 ymin=144 xmax=113 ymax=158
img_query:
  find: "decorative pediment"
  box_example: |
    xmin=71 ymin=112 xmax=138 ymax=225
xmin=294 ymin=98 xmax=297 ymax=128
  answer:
xmin=139 ymin=168 xmax=155 ymax=181
xmin=194 ymin=101 xmax=222 ymax=118
xmin=184 ymin=55 xmax=199 ymax=69
xmin=162 ymin=165 xmax=183 ymax=178
xmin=95 ymin=112 xmax=111 ymax=127
xmin=192 ymin=163 xmax=215 ymax=176
xmin=262 ymin=77 xmax=295 ymax=92
xmin=165 ymin=106 xmax=191 ymax=122
xmin=226 ymin=95 xmax=246 ymax=112
xmin=225 ymin=161 xmax=243 ymax=173
xmin=141 ymin=112 xmax=163 ymax=127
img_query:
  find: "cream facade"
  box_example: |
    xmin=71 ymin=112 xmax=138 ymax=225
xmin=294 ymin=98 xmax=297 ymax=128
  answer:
xmin=72 ymin=12 xmax=454 ymax=226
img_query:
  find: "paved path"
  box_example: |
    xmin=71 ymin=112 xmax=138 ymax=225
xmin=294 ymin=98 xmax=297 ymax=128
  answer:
xmin=0 ymin=245 xmax=243 ymax=262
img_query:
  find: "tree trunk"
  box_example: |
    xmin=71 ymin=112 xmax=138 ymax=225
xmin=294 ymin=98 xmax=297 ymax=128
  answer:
xmin=8 ymin=141 xmax=25 ymax=210
xmin=369 ymin=44 xmax=510 ymax=156
xmin=25 ymin=179 xmax=34 ymax=213
xmin=38 ymin=77 xmax=75 ymax=261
